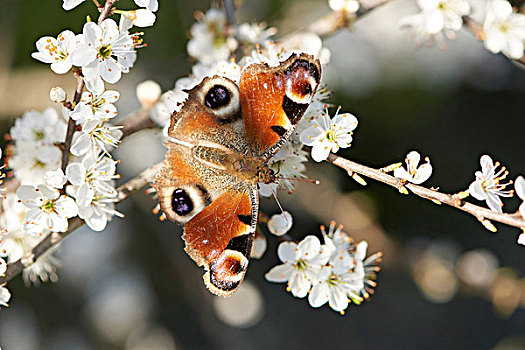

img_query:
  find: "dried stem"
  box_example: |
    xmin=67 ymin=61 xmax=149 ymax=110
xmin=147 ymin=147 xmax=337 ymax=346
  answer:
xmin=316 ymin=148 xmax=525 ymax=229
xmin=60 ymin=0 xmax=120 ymax=173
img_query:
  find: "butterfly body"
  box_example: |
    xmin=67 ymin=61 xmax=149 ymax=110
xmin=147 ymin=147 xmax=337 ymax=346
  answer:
xmin=154 ymin=53 xmax=321 ymax=296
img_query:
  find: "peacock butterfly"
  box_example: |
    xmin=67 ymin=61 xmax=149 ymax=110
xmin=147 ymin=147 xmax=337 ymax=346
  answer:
xmin=153 ymin=53 xmax=321 ymax=296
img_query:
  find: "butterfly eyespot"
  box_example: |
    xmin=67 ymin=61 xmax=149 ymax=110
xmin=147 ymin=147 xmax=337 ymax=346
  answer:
xmin=198 ymin=76 xmax=241 ymax=122
xmin=172 ymin=188 xmax=193 ymax=215
xmin=205 ymin=85 xmax=230 ymax=109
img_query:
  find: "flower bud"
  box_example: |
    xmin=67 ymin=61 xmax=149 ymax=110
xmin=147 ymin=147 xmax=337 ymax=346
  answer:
xmin=136 ymin=80 xmax=162 ymax=109
xmin=267 ymin=211 xmax=293 ymax=236
xmin=50 ymin=87 xmax=66 ymax=103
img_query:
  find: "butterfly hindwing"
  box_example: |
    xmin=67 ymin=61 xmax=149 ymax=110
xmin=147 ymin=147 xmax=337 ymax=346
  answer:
xmin=240 ymin=53 xmax=321 ymax=158
xmin=184 ymin=186 xmax=258 ymax=296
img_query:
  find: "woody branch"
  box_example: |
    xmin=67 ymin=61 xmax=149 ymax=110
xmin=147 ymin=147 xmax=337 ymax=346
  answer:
xmin=61 ymin=0 xmax=120 ymax=172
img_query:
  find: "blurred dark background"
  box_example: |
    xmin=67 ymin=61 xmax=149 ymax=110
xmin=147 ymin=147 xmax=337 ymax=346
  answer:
xmin=1 ymin=0 xmax=525 ymax=349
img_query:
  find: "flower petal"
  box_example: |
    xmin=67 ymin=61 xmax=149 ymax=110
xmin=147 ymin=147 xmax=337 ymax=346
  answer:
xmin=265 ymin=264 xmax=293 ymax=283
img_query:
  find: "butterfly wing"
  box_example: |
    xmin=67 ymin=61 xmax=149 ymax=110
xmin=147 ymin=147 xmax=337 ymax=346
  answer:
xmin=184 ymin=186 xmax=258 ymax=296
xmin=240 ymin=53 xmax=321 ymax=159
xmin=154 ymin=75 xmax=258 ymax=296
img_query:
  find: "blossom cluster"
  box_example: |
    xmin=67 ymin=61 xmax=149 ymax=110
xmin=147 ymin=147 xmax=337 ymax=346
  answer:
xmin=0 ymin=0 xmax=154 ymax=308
xmin=402 ymin=0 xmax=525 ymax=60
xmin=265 ymin=221 xmax=381 ymax=314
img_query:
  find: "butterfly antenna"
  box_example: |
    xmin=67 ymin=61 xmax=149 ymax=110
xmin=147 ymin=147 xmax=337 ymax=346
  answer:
xmin=270 ymin=186 xmax=286 ymax=216
xmin=278 ymin=176 xmax=320 ymax=185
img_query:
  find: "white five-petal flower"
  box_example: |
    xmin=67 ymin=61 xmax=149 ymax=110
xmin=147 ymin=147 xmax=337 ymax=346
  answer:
xmin=483 ymin=0 xmax=525 ymax=60
xmin=70 ymin=88 xmax=120 ymax=125
xmin=31 ymin=30 xmax=88 ymax=74
xmin=66 ymin=153 xmax=119 ymax=208
xmin=187 ymin=9 xmax=237 ymax=65
xmin=80 ymin=19 xmax=137 ymax=84
xmin=265 ymin=235 xmax=332 ymax=298
xmin=393 ymin=150 xmax=432 ymax=184
xmin=17 ymin=184 xmax=79 ymax=235
xmin=300 ymin=108 xmax=358 ymax=162
xmin=468 ymin=155 xmax=513 ymax=213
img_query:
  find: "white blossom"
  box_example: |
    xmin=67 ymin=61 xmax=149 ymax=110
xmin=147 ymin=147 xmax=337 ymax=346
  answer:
xmin=70 ymin=121 xmax=122 ymax=156
xmin=515 ymin=176 xmax=525 ymax=219
xmin=300 ymin=108 xmax=358 ymax=162
xmin=329 ymin=0 xmax=360 ymax=13
xmin=0 ymin=284 xmax=10 ymax=308
xmin=136 ymin=80 xmax=162 ymax=109
xmin=468 ymin=155 xmax=513 ymax=213
xmin=243 ymin=43 xmax=292 ymax=68
xmin=401 ymin=0 xmax=470 ymax=45
xmin=277 ymin=32 xmax=331 ymax=65
xmin=9 ymin=142 xmax=62 ymax=185
xmin=31 ymin=30 xmax=88 ymax=74
xmin=77 ymin=195 xmax=119 ymax=231
xmin=267 ymin=211 xmax=293 ymax=236
xmin=236 ymin=22 xmax=276 ymax=45
xmin=0 ymin=193 xmax=27 ymax=242
xmin=518 ymin=233 xmax=525 ymax=246
xmin=63 ymin=0 xmax=84 ymax=10
xmin=80 ymin=19 xmax=137 ymax=84
xmin=321 ymin=221 xmax=352 ymax=259
xmin=10 ymin=108 xmax=66 ymax=145
xmin=65 ymin=153 xmax=121 ymax=232
xmin=265 ymin=236 xmax=332 ymax=298
xmin=187 ymin=9 xmax=237 ymax=65
xmin=8 ymin=108 xmax=67 ymax=184
xmin=69 ymin=88 xmax=120 ymax=125
xmin=251 ymin=233 xmax=267 ymax=259
xmin=119 ymin=9 xmax=156 ymax=27
xmin=308 ymin=261 xmax=364 ymax=313
xmin=259 ymin=141 xmax=308 ymax=197
xmin=0 ymin=193 xmax=30 ymax=263
xmin=17 ymin=184 xmax=79 ymax=235
xmin=50 ymin=86 xmax=66 ymax=103
xmin=134 ymin=0 xmax=158 ymax=12
xmin=44 ymin=168 xmax=67 ymax=190
xmin=66 ymin=153 xmax=118 ymax=208
xmin=150 ymin=90 xmax=186 ymax=127
xmin=483 ymin=0 xmax=525 ymax=59
xmin=393 ymin=150 xmax=432 ymax=184
xmin=0 ymin=257 xmax=6 ymax=276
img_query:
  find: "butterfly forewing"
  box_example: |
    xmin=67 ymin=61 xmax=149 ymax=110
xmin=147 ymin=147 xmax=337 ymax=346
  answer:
xmin=240 ymin=53 xmax=321 ymax=159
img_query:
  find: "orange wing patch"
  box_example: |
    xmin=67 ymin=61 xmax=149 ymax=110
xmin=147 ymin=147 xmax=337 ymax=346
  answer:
xmin=240 ymin=66 xmax=289 ymax=152
xmin=240 ymin=53 xmax=321 ymax=157
xmin=182 ymin=189 xmax=253 ymax=267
